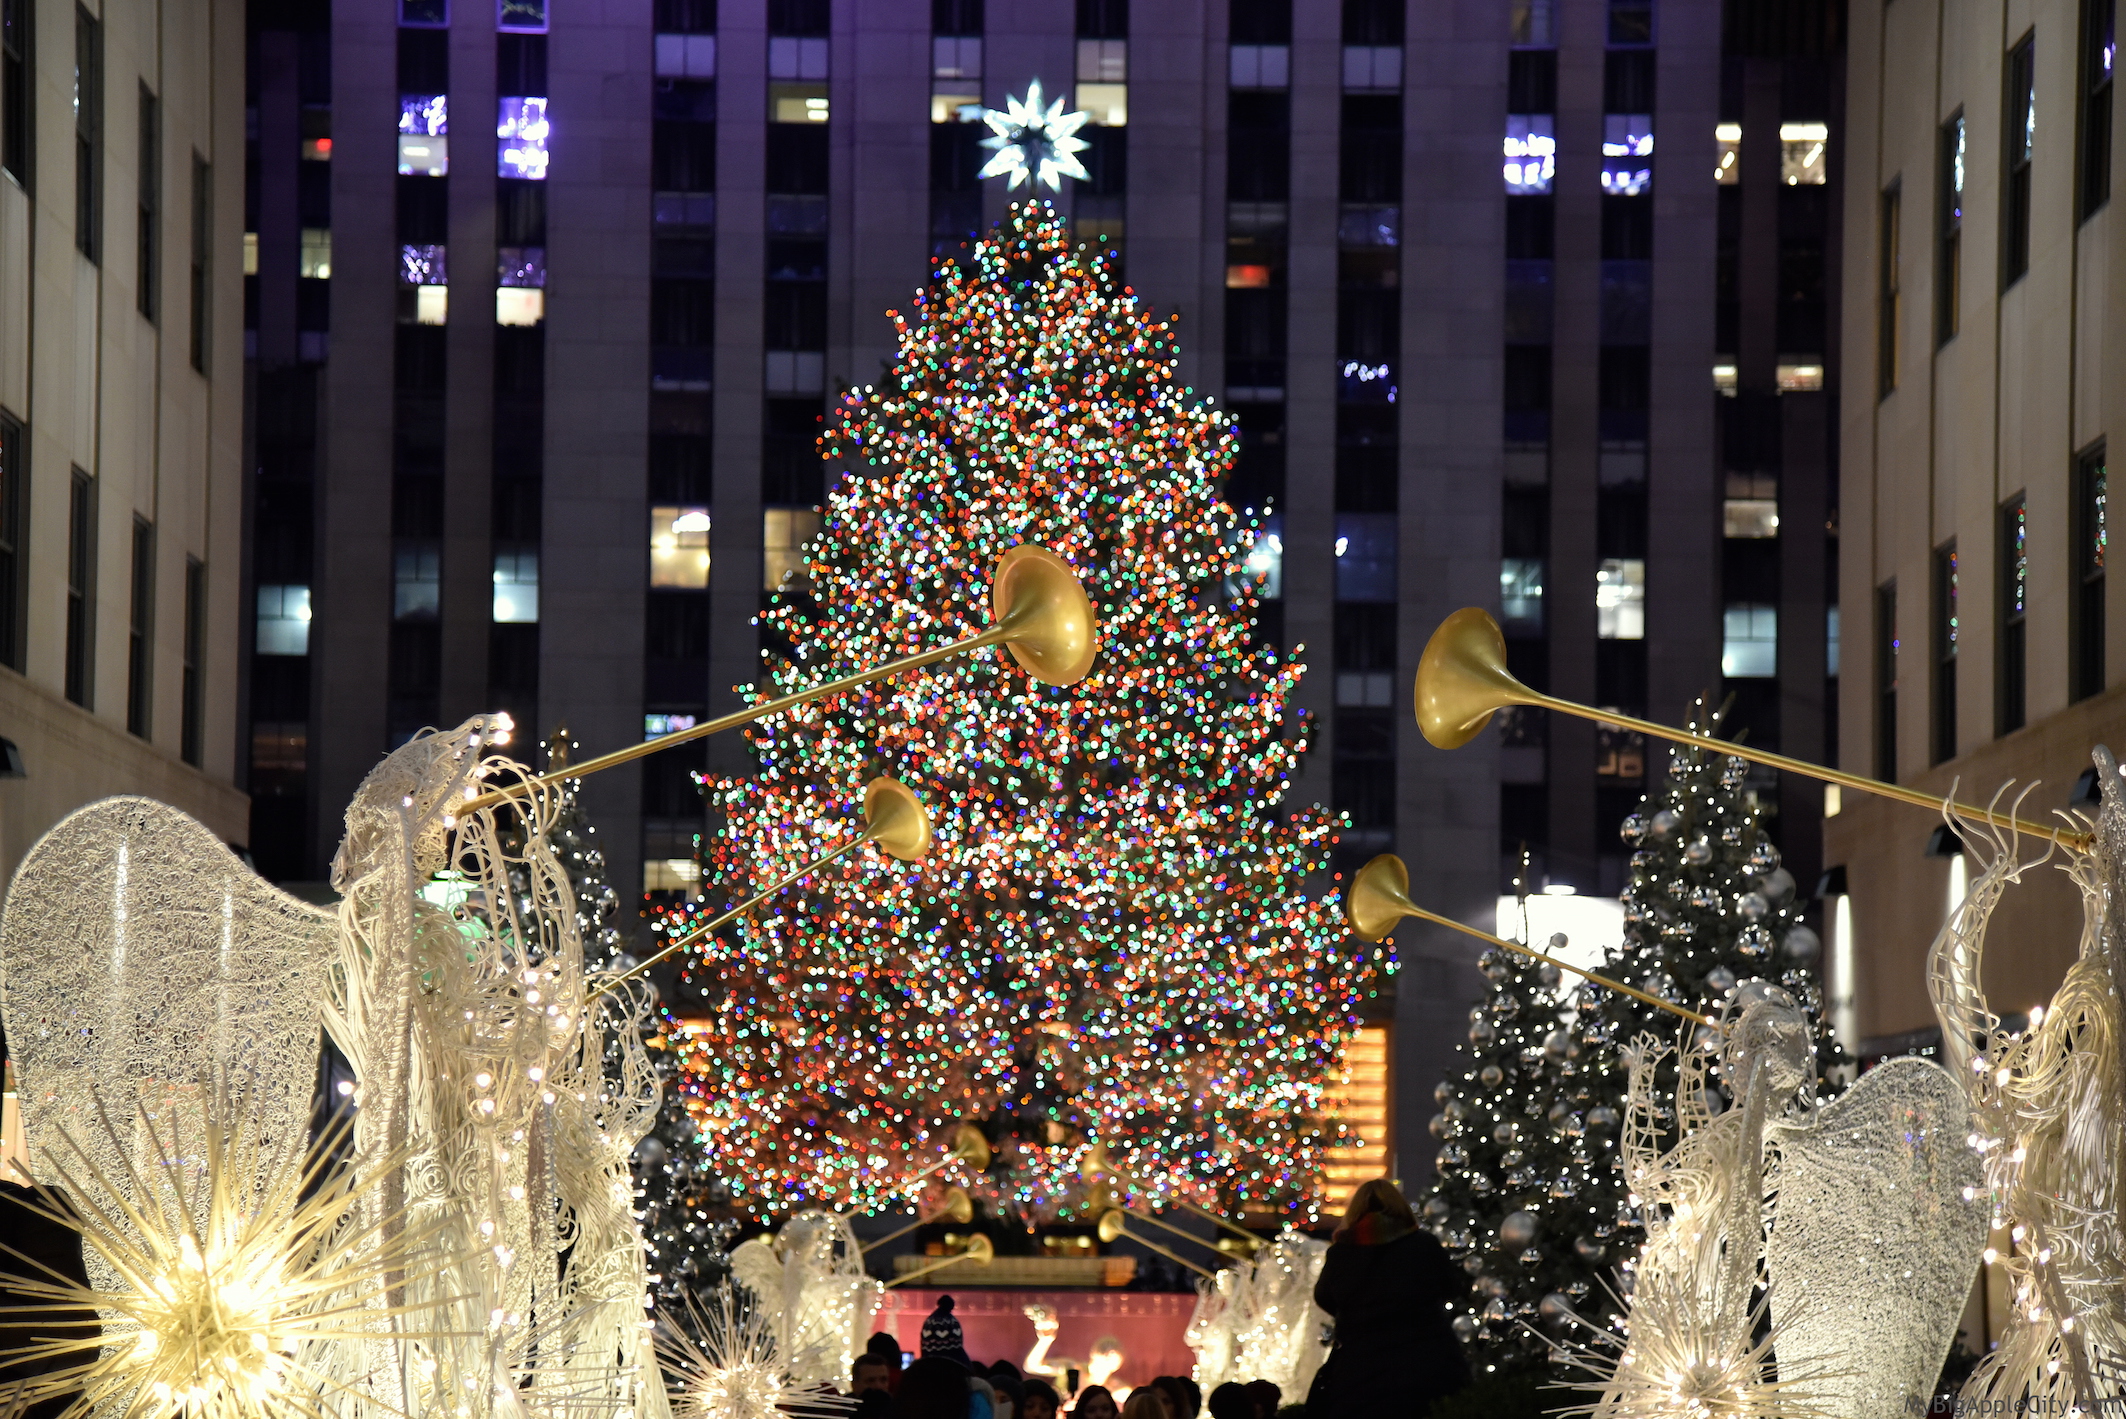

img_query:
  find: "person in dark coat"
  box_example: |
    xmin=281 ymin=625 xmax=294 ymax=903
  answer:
xmin=1305 ymin=1178 xmax=1470 ymax=1416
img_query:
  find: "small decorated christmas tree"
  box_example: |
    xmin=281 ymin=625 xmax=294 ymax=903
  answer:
xmin=1419 ymin=865 xmax=1635 ymax=1372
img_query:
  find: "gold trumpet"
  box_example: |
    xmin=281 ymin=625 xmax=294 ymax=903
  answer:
xmin=465 ymin=545 xmax=1098 ymax=814
xmin=861 ymin=1186 xmax=974 ymax=1254
xmin=593 ymin=777 xmax=932 ymax=995
xmin=1081 ymin=1143 xmax=1260 ymax=1251
xmin=1416 ymin=607 xmax=2091 ymax=852
xmin=883 ymin=1232 xmax=996 ymax=1288
xmin=1345 ymin=854 xmax=1712 ymax=1028
xmin=1097 ymin=1209 xmax=1218 ymax=1280
xmin=901 ymin=1124 xmax=995 ymax=1191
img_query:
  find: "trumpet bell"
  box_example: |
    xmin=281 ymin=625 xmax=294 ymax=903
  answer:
xmin=863 ymin=777 xmax=934 ymax=861
xmin=938 ymin=1185 xmax=974 ymax=1225
xmin=1416 ymin=608 xmax=1538 ymax=750
xmin=961 ymin=1233 xmax=996 ymax=1263
xmin=950 ymin=1123 xmax=994 ymax=1171
xmin=1347 ymin=854 xmax=1418 ymax=944
xmin=1096 ymin=1209 xmax=1128 ymax=1244
xmin=992 ymin=545 xmax=1099 ymax=686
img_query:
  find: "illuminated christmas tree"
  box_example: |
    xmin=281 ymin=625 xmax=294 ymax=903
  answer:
xmin=659 ymin=201 xmax=1373 ymax=1224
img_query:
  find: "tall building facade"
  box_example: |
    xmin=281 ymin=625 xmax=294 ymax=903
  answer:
xmin=0 ymin=0 xmax=248 ymax=889
xmin=1834 ymin=0 xmax=2125 ymax=1052
xmin=241 ymin=0 xmax=1856 ymax=1180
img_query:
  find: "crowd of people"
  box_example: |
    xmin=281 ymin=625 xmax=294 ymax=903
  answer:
xmin=845 ymin=1314 xmax=1289 ymax=1419
xmin=839 ymin=1179 xmax=1471 ymax=1419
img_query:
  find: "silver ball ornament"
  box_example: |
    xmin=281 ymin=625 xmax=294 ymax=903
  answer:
xmin=1759 ymin=867 xmax=1797 ymax=906
xmin=1649 ymin=809 xmax=1680 ymax=839
xmin=1499 ymin=1210 xmax=1539 ymax=1247
xmin=1738 ymin=924 xmax=1774 ymax=957
xmin=1684 ymin=838 xmax=1713 ymax=865
xmin=1736 ymin=891 xmax=1770 ymax=921
xmin=1780 ymin=924 xmax=1823 ymax=964
xmin=1574 ymin=1236 xmax=1605 ymax=1262
xmin=1705 ymin=965 xmax=1738 ymax=993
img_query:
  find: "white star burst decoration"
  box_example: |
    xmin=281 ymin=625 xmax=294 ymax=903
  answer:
xmin=977 ymin=80 xmax=1091 ymax=190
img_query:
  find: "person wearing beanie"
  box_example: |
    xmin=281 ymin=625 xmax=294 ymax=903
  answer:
xmin=919 ymin=1294 xmax=968 ymax=1365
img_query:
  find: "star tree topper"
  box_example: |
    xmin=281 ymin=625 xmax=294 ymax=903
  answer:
xmin=977 ymin=80 xmax=1090 ymax=190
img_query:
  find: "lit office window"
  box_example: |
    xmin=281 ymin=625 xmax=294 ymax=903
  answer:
xmin=764 ymin=508 xmax=823 ymax=591
xmin=394 ymin=543 xmax=440 ymax=619
xmin=1597 ymin=558 xmax=1645 ymax=639
xmin=299 ymin=228 xmax=332 ymax=278
xmin=1500 ymin=558 xmax=1544 ymax=632
xmin=256 ymin=584 xmax=312 ymax=656
xmin=497 ymin=96 xmax=549 ymax=179
xmin=1714 ymin=122 xmax=1739 ymax=183
xmin=1505 ymin=115 xmax=1555 ymax=193
xmin=493 ymin=549 xmax=539 ymax=622
xmin=398 ymin=95 xmax=448 ymax=175
xmin=1779 ymin=121 xmax=1828 ymax=184
xmin=1601 ymin=113 xmax=1652 ymax=194
xmin=650 ymin=505 xmax=711 ymax=589
xmin=1722 ymin=603 xmax=1778 ymax=677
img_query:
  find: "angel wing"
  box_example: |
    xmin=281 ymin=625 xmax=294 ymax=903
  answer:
xmin=1765 ymin=1056 xmax=1986 ymax=1419
xmin=0 ymin=796 xmax=337 ymax=1266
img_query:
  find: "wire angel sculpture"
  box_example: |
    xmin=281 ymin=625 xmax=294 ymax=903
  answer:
xmin=1185 ymin=1229 xmax=1330 ymax=1394
xmin=1557 ymin=981 xmax=1982 ymax=1419
xmin=0 ymin=796 xmax=340 ymax=1286
xmin=725 ymin=1211 xmax=880 ymax=1390
xmin=1928 ymin=757 xmax=2126 ymax=1409
xmin=652 ymin=1284 xmax=854 ymax=1419
xmin=320 ymin=715 xmax=670 ymax=1419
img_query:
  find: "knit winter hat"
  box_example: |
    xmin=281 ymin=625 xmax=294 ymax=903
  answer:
xmin=919 ymin=1295 xmax=964 ymax=1358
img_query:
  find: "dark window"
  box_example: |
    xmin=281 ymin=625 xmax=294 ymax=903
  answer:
xmin=762 ymin=398 xmax=824 ymax=505
xmin=1875 ymin=581 xmax=1898 ymax=780
xmin=655 ymin=0 xmax=717 ymax=31
xmin=1339 ymin=95 xmax=1401 ymax=203
xmin=1998 ymin=495 xmax=2027 ymax=735
xmin=137 ymin=84 xmax=157 ymax=320
xmin=1228 ymin=91 xmax=1290 ymax=201
xmin=189 ymin=154 xmax=210 ymax=372
xmin=1507 ymin=49 xmax=1555 ymax=112
xmin=2075 ymin=442 xmax=2107 ymax=700
xmin=496 ymin=32 xmax=545 ymax=93
xmin=2004 ymin=34 xmax=2035 ymax=287
xmin=1603 ymin=48 xmax=1654 ymax=112
xmin=767 ymin=0 xmax=828 ymax=36
xmin=2082 ymin=0 xmax=2114 ymax=219
xmin=654 ymin=84 xmax=717 ymax=191
xmin=0 ymin=410 xmax=20 ymax=671
xmin=1503 ymin=343 xmax=1551 ymax=443
xmin=397 ymin=27 xmax=448 ymax=91
xmin=181 ymin=556 xmax=203 ymax=765
xmin=2 ymin=0 xmax=30 ymax=190
xmin=1938 ymin=112 xmax=1963 ymax=343
xmin=1601 ymin=195 xmax=1651 ymax=259
xmin=1878 ymin=183 xmax=1899 ymax=397
xmin=1341 ymin=0 xmax=1401 ymax=44
xmin=127 ymin=516 xmax=153 ymax=737
xmin=1079 ymin=124 xmax=1126 ymax=196
xmin=1932 ymin=542 xmax=1956 ymax=764
xmin=1608 ymin=0 xmax=1653 ymax=45
xmin=1230 ymin=0 xmax=1289 ymax=45
xmin=763 ymin=280 xmax=824 ymax=350
xmin=766 ymin=123 xmax=828 ymax=195
xmin=1076 ymin=0 xmax=1126 ymax=39
xmin=933 ymin=0 xmax=982 ymax=34
xmin=66 ymin=469 xmax=94 ymax=707
xmin=74 ymin=5 xmax=99 ymax=261
xmin=1507 ymin=194 xmax=1554 ymax=258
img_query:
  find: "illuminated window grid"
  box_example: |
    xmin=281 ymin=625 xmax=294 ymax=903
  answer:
xmin=1318 ymin=1024 xmax=1392 ymax=1212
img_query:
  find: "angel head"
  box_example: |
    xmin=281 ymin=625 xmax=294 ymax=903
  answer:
xmin=1716 ymin=981 xmax=1815 ymax=1117
xmin=332 ymin=712 xmax=516 ymax=888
